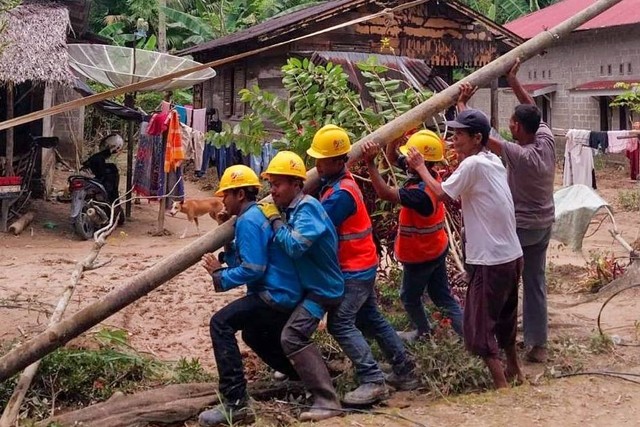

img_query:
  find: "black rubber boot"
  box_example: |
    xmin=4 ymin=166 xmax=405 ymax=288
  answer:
xmin=288 ymin=345 xmax=342 ymax=422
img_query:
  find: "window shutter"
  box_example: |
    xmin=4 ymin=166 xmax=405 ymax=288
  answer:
xmin=222 ymin=68 xmax=234 ymax=117
xmin=233 ymin=65 xmax=246 ymax=117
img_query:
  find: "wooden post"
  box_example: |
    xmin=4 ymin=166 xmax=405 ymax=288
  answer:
xmin=490 ymin=78 xmax=499 ymax=129
xmin=0 ymin=0 xmax=627 ymax=382
xmin=124 ymin=94 xmax=136 ymax=218
xmin=5 ymin=83 xmax=14 ymax=176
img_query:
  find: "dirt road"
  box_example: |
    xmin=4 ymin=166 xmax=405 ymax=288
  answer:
xmin=1 ymin=165 xmax=640 ymax=426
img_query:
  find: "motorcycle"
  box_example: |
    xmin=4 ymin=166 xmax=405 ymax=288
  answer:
xmin=68 ymin=134 xmax=125 ymax=240
xmin=67 ymin=174 xmax=121 ymax=240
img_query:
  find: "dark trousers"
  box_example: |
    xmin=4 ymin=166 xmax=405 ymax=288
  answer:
xmin=463 ymin=258 xmax=523 ymax=358
xmin=210 ymin=294 xmax=296 ymax=404
xmin=517 ymin=227 xmax=552 ymax=347
xmin=328 ymin=278 xmax=414 ymax=383
xmin=280 ymin=303 xmax=322 ymax=356
xmin=401 ymin=251 xmax=464 ymax=336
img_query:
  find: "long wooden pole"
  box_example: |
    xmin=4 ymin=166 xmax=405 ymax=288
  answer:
xmin=0 ymin=0 xmax=624 ymax=383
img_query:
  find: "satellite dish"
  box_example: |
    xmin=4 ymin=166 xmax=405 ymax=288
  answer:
xmin=67 ymin=44 xmax=216 ymax=91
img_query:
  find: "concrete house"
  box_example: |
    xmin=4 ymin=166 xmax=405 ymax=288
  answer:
xmin=473 ymin=0 xmax=640 ymax=132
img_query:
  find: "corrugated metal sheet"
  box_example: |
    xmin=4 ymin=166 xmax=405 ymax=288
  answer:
xmin=572 ymin=79 xmax=640 ymax=91
xmin=505 ymin=0 xmax=640 ymax=39
xmin=309 ymin=51 xmax=448 ymax=105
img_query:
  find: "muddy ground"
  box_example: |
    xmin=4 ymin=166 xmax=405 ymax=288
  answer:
xmin=1 ymin=157 xmax=640 ymax=426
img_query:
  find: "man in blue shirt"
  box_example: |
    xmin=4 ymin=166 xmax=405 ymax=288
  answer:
xmin=198 ymin=165 xmax=303 ymax=427
xmin=259 ymin=151 xmax=344 ymax=422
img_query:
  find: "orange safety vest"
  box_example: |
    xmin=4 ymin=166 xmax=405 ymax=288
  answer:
xmin=395 ymin=179 xmax=448 ymax=264
xmin=321 ymin=172 xmax=378 ymax=273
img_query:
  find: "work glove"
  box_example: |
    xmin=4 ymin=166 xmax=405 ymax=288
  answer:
xmin=258 ymin=202 xmax=281 ymax=223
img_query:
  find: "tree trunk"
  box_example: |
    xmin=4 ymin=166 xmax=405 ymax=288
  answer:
xmin=0 ymin=0 xmax=626 ymax=383
xmin=37 ymin=381 xmax=306 ymax=427
xmin=158 ymin=0 xmax=167 ymax=53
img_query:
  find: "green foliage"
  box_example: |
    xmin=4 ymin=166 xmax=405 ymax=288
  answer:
xmin=0 ymin=328 xmax=214 ymax=422
xmin=616 ymin=189 xmax=640 ymax=211
xmin=0 ymin=0 xmax=20 ymax=54
xmin=460 ymin=0 xmax=558 ymax=24
xmin=206 ymin=56 xmax=433 ymax=160
xmin=0 ymin=347 xmax=157 ymax=420
xmin=409 ymin=335 xmax=493 ymax=396
xmin=611 ymin=82 xmax=640 ymax=123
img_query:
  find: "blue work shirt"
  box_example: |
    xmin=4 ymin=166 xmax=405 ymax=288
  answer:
xmin=319 ymin=170 xmax=377 ymax=281
xmin=213 ymin=202 xmax=302 ymax=311
xmin=273 ymin=193 xmax=344 ymax=318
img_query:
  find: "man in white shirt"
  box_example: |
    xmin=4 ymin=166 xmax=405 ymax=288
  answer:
xmin=401 ymin=109 xmax=524 ymax=388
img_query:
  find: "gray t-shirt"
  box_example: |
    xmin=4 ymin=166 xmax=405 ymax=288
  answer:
xmin=500 ymin=123 xmax=556 ymax=230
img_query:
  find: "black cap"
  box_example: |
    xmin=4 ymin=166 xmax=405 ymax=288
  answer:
xmin=445 ymin=109 xmax=491 ymax=133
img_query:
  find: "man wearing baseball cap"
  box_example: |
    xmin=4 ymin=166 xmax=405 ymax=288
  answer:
xmin=457 ymin=60 xmax=555 ymax=364
xmin=405 ymin=107 xmax=524 ymax=389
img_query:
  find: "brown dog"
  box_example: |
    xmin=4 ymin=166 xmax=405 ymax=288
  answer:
xmin=169 ymin=197 xmax=224 ymax=238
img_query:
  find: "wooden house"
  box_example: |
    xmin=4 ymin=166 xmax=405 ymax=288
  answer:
xmin=180 ymin=0 xmax=523 ymax=127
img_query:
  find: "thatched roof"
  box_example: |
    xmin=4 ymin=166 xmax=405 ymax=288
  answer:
xmin=0 ymin=1 xmax=75 ymax=85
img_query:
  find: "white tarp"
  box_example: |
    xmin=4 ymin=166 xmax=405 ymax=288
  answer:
xmin=552 ymin=184 xmax=611 ymax=252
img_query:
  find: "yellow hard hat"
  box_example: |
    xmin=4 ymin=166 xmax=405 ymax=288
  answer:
xmin=262 ymin=151 xmax=307 ymax=180
xmin=215 ymin=165 xmax=261 ymax=196
xmin=399 ymin=130 xmax=445 ymax=162
xmin=307 ymin=125 xmax=351 ymax=159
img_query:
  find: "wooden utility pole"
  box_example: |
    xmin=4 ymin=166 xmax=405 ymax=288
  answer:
xmin=0 ymin=0 xmax=625 ymax=382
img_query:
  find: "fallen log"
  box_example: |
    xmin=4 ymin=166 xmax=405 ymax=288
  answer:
xmin=0 ymin=0 xmax=625 ymax=382
xmin=8 ymin=211 xmax=34 ymax=235
xmin=38 ymin=381 xmax=306 ymax=427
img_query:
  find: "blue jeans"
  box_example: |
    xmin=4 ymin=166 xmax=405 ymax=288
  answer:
xmin=401 ymin=251 xmax=464 ymax=336
xmin=517 ymin=227 xmax=552 ymax=347
xmin=328 ymin=278 xmax=415 ymax=383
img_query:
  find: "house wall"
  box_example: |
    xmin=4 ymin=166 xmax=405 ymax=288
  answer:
xmin=473 ymin=25 xmax=640 ymax=132
xmin=52 ymin=85 xmax=85 ymax=161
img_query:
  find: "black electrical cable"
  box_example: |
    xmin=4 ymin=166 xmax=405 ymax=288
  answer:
xmin=596 ymin=283 xmax=640 ymax=347
xmin=556 ymin=371 xmax=640 ymax=386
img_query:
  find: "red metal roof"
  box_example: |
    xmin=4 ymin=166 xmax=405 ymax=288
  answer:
xmin=572 ymin=80 xmax=640 ymax=91
xmin=522 ymin=83 xmax=555 ymax=92
xmin=505 ymin=0 xmax=640 ymax=39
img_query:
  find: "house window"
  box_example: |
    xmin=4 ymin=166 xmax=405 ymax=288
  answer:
xmin=608 ymin=64 xmax=612 ymax=75
xmin=222 ymin=65 xmax=247 ymax=118
xmin=628 ymin=63 xmax=633 ymax=74
xmin=534 ymin=70 xmax=537 ymax=79
xmin=620 ymin=63 xmax=625 ymax=75
xmin=528 ymin=71 xmax=532 ymax=80
xmin=542 ymin=70 xmax=546 ymax=79
xmin=600 ymin=65 xmax=604 ymax=75
xmin=548 ymin=70 xmax=552 ymax=79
